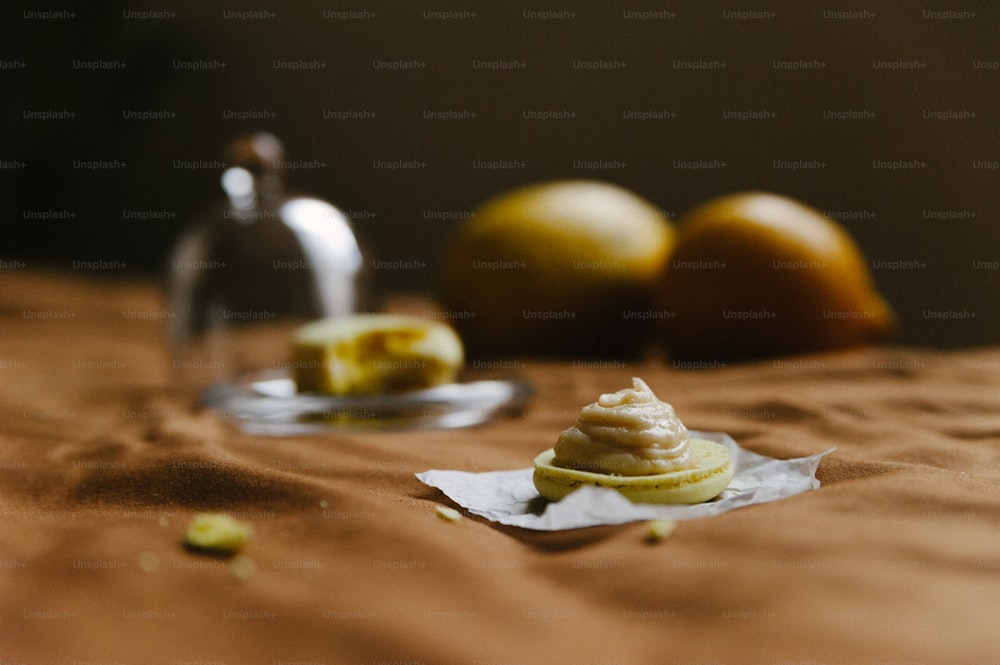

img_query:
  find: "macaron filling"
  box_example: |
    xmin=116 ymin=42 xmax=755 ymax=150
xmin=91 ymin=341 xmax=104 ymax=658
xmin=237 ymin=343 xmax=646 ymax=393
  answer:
xmin=552 ymin=377 xmax=696 ymax=476
xmin=534 ymin=377 xmax=734 ymax=504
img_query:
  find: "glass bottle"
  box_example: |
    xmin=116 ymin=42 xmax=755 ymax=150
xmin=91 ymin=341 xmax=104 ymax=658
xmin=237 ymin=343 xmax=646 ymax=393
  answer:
xmin=167 ymin=132 xmax=369 ymax=397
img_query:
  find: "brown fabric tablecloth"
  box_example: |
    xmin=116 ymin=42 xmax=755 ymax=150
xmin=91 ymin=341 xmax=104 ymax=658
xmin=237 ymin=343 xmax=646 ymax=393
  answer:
xmin=3 ymin=270 xmax=1000 ymax=664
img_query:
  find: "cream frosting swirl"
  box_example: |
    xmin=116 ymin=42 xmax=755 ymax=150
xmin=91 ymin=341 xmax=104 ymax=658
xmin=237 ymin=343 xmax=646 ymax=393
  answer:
xmin=552 ymin=377 xmax=695 ymax=476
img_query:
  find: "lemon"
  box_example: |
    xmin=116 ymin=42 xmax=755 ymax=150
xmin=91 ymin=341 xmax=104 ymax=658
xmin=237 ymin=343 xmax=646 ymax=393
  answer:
xmin=656 ymin=191 xmax=895 ymax=360
xmin=439 ymin=180 xmax=674 ymax=356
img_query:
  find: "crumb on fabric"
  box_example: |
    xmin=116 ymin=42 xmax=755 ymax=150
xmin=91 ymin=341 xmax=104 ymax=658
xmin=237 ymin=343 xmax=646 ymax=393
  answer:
xmin=184 ymin=512 xmax=253 ymax=552
xmin=645 ymin=519 xmax=677 ymax=543
xmin=435 ymin=506 xmax=462 ymax=522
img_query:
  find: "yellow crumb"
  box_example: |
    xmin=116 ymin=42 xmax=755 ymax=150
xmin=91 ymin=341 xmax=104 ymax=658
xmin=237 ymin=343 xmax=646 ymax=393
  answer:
xmin=435 ymin=506 xmax=462 ymax=522
xmin=137 ymin=552 xmax=160 ymax=572
xmin=645 ymin=519 xmax=677 ymax=543
xmin=184 ymin=512 xmax=253 ymax=552
xmin=229 ymin=556 xmax=256 ymax=580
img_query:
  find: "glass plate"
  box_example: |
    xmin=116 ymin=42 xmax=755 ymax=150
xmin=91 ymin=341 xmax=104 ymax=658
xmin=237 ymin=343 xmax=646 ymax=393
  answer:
xmin=201 ymin=369 xmax=533 ymax=435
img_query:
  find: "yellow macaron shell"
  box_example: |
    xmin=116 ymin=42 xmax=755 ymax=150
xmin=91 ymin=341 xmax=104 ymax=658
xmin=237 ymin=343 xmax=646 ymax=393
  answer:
xmin=533 ymin=438 xmax=734 ymax=504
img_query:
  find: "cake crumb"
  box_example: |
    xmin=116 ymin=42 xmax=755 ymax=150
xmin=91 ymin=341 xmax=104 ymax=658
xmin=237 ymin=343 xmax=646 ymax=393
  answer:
xmin=229 ymin=555 xmax=256 ymax=580
xmin=645 ymin=519 xmax=677 ymax=543
xmin=138 ymin=552 xmax=160 ymax=572
xmin=184 ymin=512 xmax=253 ymax=552
xmin=435 ymin=506 xmax=462 ymax=522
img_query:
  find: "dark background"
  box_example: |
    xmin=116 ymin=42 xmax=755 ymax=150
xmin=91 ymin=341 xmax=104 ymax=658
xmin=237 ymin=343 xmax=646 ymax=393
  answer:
xmin=2 ymin=0 xmax=998 ymax=347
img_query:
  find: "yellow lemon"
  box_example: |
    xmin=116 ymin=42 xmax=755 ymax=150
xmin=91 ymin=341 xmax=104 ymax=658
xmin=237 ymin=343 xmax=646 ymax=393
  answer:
xmin=656 ymin=191 xmax=895 ymax=360
xmin=439 ymin=180 xmax=674 ymax=357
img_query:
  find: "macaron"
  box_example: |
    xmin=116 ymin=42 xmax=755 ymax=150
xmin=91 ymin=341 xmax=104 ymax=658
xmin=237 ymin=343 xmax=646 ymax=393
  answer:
xmin=533 ymin=437 xmax=734 ymax=504
xmin=290 ymin=313 xmax=464 ymax=395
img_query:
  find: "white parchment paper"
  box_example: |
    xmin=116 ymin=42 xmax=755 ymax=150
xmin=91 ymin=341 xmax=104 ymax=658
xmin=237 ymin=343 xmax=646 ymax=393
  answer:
xmin=416 ymin=432 xmax=833 ymax=531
